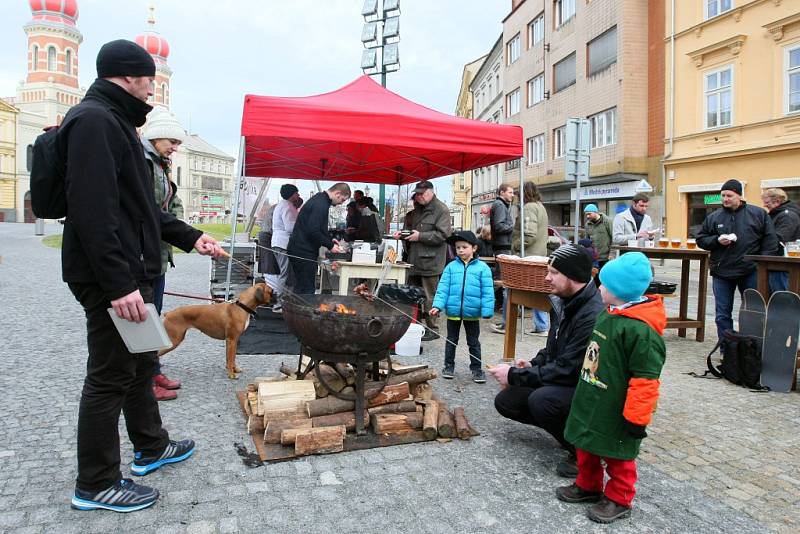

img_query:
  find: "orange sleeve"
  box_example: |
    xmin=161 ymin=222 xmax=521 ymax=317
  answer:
xmin=623 ymin=377 xmax=661 ymax=426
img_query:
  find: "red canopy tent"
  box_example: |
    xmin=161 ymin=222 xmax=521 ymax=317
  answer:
xmin=239 ymin=75 xmax=523 ymax=184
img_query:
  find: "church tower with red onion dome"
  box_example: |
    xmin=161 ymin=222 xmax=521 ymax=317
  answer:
xmin=18 ymin=0 xmax=85 ymax=121
xmin=135 ymin=4 xmax=172 ymax=108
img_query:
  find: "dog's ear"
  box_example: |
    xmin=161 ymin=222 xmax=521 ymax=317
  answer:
xmin=256 ymin=286 xmax=265 ymax=302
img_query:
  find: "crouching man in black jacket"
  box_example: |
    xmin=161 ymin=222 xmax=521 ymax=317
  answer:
xmin=487 ymin=244 xmax=604 ymax=478
xmin=61 ymin=40 xmax=222 ymax=513
xmin=696 ymin=180 xmax=777 ymax=341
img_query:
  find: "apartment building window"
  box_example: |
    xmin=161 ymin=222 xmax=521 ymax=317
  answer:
xmin=527 ymin=74 xmax=545 ymax=107
xmin=787 ymin=45 xmax=800 ymax=114
xmin=587 ymin=26 xmax=617 ymax=76
xmin=553 ymin=126 xmax=566 ymax=159
xmin=555 ymin=0 xmax=576 ymax=27
xmin=554 ymin=53 xmax=576 ymax=93
xmin=507 ymin=87 xmax=521 ymax=117
xmin=705 ymin=66 xmax=732 ymax=129
xmin=527 ymin=134 xmax=545 ymax=164
xmin=528 ymin=13 xmax=545 ymax=48
xmin=506 ymin=33 xmax=521 ymax=65
xmin=589 ymin=108 xmax=616 ymax=148
xmin=705 ymin=0 xmax=732 ymax=20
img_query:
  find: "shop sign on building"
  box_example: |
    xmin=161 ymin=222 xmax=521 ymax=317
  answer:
xmin=570 ymin=180 xmax=639 ymax=201
xmin=200 ymin=195 xmax=225 ymax=216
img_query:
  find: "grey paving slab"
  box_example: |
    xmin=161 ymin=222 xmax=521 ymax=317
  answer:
xmin=1 ymin=222 xmax=797 ymax=533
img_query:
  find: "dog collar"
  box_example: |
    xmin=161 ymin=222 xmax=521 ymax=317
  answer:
xmin=234 ymin=300 xmax=258 ymax=317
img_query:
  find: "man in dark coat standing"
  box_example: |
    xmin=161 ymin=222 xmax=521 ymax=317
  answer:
xmin=490 ymin=183 xmax=515 ymax=255
xmin=61 ymin=40 xmax=222 ymax=513
xmin=395 ymin=180 xmax=452 ymax=341
xmin=287 ymin=182 xmax=350 ymax=294
xmin=697 ymin=179 xmax=778 ymax=341
xmin=487 ymin=244 xmax=604 ymax=478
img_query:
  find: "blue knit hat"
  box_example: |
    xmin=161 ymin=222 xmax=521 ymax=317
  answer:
xmin=583 ymin=204 xmax=598 ymax=213
xmin=599 ymin=252 xmax=652 ymax=302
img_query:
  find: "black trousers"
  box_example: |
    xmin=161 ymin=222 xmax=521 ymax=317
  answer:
xmin=68 ymin=281 xmax=169 ymax=492
xmin=444 ymin=319 xmax=482 ymax=371
xmin=289 ymin=256 xmax=317 ymax=295
xmin=494 ymin=384 xmax=576 ymax=450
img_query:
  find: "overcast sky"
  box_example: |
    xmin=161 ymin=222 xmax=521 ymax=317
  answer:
xmin=0 ymin=0 xmax=508 ymax=204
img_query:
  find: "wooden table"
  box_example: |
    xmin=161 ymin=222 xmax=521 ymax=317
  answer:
xmin=613 ymin=246 xmax=710 ymax=342
xmin=502 ymin=288 xmax=552 ymax=361
xmin=330 ymin=261 xmax=411 ymax=295
xmin=743 ymin=255 xmax=800 ymax=296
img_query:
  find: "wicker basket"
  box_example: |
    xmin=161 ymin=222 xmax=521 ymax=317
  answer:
xmin=496 ymin=256 xmax=551 ymax=292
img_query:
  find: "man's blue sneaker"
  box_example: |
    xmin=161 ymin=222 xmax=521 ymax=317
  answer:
xmin=71 ymin=478 xmax=158 ymax=512
xmin=131 ymin=439 xmax=195 ymax=476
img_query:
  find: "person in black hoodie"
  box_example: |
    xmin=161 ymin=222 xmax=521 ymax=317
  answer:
xmin=696 ymin=180 xmax=777 ymax=341
xmin=60 ymin=40 xmax=222 ymax=513
xmin=287 ymin=182 xmax=350 ymax=294
xmin=487 ymin=244 xmax=604 ymax=478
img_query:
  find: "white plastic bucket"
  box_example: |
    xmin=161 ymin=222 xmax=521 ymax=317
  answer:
xmin=395 ymin=323 xmax=425 ymax=357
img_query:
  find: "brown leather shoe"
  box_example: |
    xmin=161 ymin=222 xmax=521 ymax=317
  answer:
xmin=153 ymin=385 xmax=177 ymax=401
xmin=586 ymin=496 xmax=632 ymax=523
xmin=154 ymin=373 xmax=181 ymax=390
xmin=555 ymin=483 xmax=602 ymax=503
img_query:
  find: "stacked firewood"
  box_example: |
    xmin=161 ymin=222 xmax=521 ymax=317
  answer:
xmin=243 ymin=360 xmax=476 ymax=457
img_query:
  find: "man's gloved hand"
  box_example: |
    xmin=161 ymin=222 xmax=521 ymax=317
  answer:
xmin=624 ymin=420 xmax=647 ymax=439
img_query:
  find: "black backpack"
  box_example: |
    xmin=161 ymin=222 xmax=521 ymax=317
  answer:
xmin=30 ymin=125 xmax=66 ymax=219
xmin=703 ymin=329 xmax=764 ymax=390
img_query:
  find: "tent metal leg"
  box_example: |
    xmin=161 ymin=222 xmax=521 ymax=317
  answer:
xmin=224 ymin=136 xmax=246 ymax=300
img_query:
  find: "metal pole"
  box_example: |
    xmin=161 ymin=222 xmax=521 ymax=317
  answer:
xmin=518 ymin=158 xmax=525 ymax=341
xmin=573 ymin=132 xmax=583 ymax=245
xmin=244 ymin=178 xmax=270 ymax=235
xmin=224 ymin=136 xmax=246 ymax=300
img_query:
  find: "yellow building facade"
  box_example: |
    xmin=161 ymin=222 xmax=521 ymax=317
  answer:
xmin=0 ymin=100 xmax=19 ymax=222
xmin=664 ymin=0 xmax=800 ymax=238
xmin=452 ymin=55 xmax=487 ymax=231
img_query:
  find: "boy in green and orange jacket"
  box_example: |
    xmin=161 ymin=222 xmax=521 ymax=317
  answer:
xmin=556 ymin=251 xmax=666 ymax=524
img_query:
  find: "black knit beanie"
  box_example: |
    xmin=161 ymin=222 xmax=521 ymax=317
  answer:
xmin=548 ymin=244 xmax=593 ymax=283
xmin=720 ymin=179 xmax=742 ymax=196
xmin=280 ymin=184 xmax=299 ymax=200
xmin=96 ymin=40 xmax=156 ymax=78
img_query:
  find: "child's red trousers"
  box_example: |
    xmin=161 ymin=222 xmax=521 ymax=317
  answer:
xmin=575 ymin=448 xmax=637 ymax=507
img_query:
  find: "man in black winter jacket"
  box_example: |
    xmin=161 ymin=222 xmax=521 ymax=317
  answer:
xmin=761 ymin=187 xmax=800 ymax=293
xmin=697 ymin=180 xmax=777 ymax=341
xmin=287 ymin=182 xmax=350 ymax=294
xmin=61 ymin=40 xmax=222 ymax=513
xmin=490 ymin=183 xmax=515 ymax=254
xmin=487 ymin=244 xmax=604 ymax=478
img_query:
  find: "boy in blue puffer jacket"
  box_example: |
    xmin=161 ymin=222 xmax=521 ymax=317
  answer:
xmin=430 ymin=230 xmax=495 ymax=383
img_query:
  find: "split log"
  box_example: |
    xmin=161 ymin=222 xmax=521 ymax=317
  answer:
xmin=453 ymin=407 xmax=471 ymax=440
xmin=263 ymin=418 xmax=312 ymax=444
xmin=422 ymin=401 xmax=439 ymax=440
xmin=306 ymin=396 xmax=355 ymax=418
xmin=247 ymin=413 xmax=265 ymax=435
xmin=386 ymin=368 xmax=437 ymax=388
xmin=367 ymin=400 xmax=419 ymax=415
xmin=368 ymin=382 xmax=410 ymax=407
xmin=262 ymin=410 xmax=308 ymax=429
xmin=258 ymin=380 xmax=316 ymax=417
xmin=294 ymin=426 xmax=346 ymax=456
xmin=334 ymin=363 xmax=355 ymax=385
xmin=379 ymin=362 xmax=428 ymax=375
xmin=312 ymin=410 xmax=369 ymax=432
xmin=305 ymin=383 xmax=409 ymax=417
xmin=437 ymin=407 xmax=456 ymax=438
xmin=412 ymin=382 xmax=433 ymax=403
xmin=278 ymin=363 xmax=297 ymax=378
xmin=371 ymin=412 xmax=424 ymax=435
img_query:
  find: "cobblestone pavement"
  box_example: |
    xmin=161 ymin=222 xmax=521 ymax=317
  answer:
xmin=1 ymin=222 xmax=797 ymax=533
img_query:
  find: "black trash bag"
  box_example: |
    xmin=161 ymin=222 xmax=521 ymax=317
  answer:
xmin=377 ymin=283 xmax=426 ymax=306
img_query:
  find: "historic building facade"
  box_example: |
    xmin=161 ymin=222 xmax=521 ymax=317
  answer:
xmin=663 ymin=0 xmax=800 ymax=238
xmin=0 ymin=100 xmax=20 ymax=222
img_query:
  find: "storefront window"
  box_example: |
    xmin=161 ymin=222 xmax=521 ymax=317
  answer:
xmin=687 ymin=192 xmax=721 ymax=238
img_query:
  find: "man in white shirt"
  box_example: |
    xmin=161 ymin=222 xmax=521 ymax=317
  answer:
xmin=612 ymin=193 xmax=654 ymax=245
xmin=271 ymin=184 xmax=300 ymax=305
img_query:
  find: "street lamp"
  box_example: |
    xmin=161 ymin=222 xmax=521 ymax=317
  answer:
xmin=361 ymin=0 xmax=400 ymax=218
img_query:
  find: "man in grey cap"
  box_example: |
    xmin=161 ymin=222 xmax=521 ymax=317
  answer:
xmin=59 ymin=39 xmax=222 ymax=513
xmin=394 ymin=180 xmax=452 ymax=341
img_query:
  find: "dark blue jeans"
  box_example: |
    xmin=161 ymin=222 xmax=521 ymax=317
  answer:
xmin=443 ymin=318 xmax=482 ymax=371
xmin=768 ymin=271 xmax=789 ymax=295
xmin=712 ymin=271 xmax=757 ymax=341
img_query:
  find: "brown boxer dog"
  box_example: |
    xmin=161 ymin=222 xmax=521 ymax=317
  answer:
xmin=158 ymin=283 xmax=272 ymax=379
